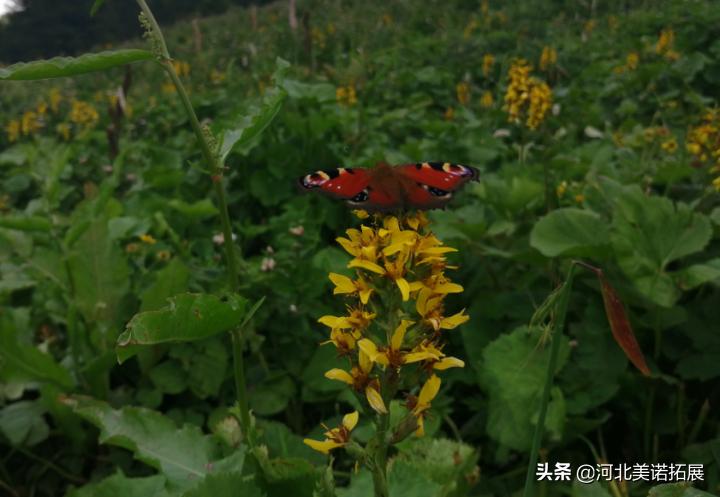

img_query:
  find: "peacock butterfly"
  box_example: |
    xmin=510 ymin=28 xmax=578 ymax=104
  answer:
xmin=298 ymin=162 xmax=479 ymax=211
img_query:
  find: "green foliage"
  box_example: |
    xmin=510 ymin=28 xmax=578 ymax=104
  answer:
xmin=0 ymin=50 xmax=154 ymax=80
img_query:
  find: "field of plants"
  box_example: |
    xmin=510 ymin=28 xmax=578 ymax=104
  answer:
xmin=1 ymin=0 xmax=719 ymax=496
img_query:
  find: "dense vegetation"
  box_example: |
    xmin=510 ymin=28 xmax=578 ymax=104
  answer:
xmin=1 ymin=1 xmax=719 ymax=496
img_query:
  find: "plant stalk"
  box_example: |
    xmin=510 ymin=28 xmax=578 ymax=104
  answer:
xmin=136 ymin=0 xmax=250 ymax=444
xmin=522 ymin=264 xmax=576 ymax=497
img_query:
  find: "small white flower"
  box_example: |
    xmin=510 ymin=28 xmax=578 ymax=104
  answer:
xmin=261 ymin=257 xmax=276 ymax=272
xmin=493 ymin=128 xmax=511 ymax=138
xmin=289 ymin=225 xmax=305 ymax=236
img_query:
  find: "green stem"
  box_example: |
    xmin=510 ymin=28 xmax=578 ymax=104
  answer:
xmin=522 ymin=264 xmax=576 ymax=497
xmin=370 ymin=413 xmax=390 ymax=497
xmin=136 ymin=0 xmax=250 ymax=444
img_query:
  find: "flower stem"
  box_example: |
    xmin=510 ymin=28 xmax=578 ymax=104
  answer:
xmin=370 ymin=412 xmax=390 ymax=497
xmin=522 ymin=264 xmax=576 ymax=497
xmin=135 ymin=0 xmax=250 ymax=444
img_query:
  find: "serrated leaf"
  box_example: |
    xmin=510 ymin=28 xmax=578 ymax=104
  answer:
xmin=530 ymin=208 xmax=610 ymax=257
xmin=479 ymin=326 xmax=569 ymax=451
xmin=674 ymin=259 xmax=720 ymax=290
xmin=67 ymin=217 xmax=129 ymax=325
xmin=0 ymin=50 xmax=154 ymax=80
xmin=64 ymin=396 xmax=243 ymax=491
xmin=117 ymin=293 xmax=249 ymax=363
xmin=66 ymin=472 xmax=168 ymax=497
xmin=220 ymin=89 xmax=286 ymax=161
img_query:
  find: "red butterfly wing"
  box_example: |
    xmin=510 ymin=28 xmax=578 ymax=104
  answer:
xmin=298 ymin=167 xmax=399 ymax=210
xmin=398 ymin=162 xmax=478 ymax=210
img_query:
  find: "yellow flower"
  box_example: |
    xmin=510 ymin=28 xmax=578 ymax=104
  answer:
xmin=358 ymin=320 xmax=441 ymax=369
xmin=49 ymin=88 xmax=62 ymax=113
xmin=456 ymin=82 xmax=471 ymax=106
xmin=325 ymin=349 xmax=386 ymax=413
xmin=407 ymin=374 xmax=441 ymax=436
xmin=322 ymin=328 xmax=358 ymax=356
xmin=329 ymin=272 xmax=374 ymax=304
xmin=69 ymin=100 xmax=99 ymax=128
xmin=626 ymin=52 xmax=639 ymax=71
xmin=172 ymin=60 xmax=191 ymax=77
xmin=574 ymin=194 xmax=585 ymax=204
xmin=336 ymin=86 xmax=357 ymax=106
xmin=139 ymin=234 xmax=157 ymax=244
xmin=504 ymin=59 xmax=552 ymax=129
xmin=5 ymin=120 xmax=20 ymax=142
xmin=36 ymin=100 xmax=48 ymax=116
xmin=303 ymin=411 xmax=358 ymax=454
xmin=539 ymin=46 xmax=557 ymax=71
xmin=482 ymin=53 xmax=495 ymax=77
xmin=156 ymin=250 xmax=172 ymax=261
xmin=416 ymin=287 xmax=469 ymax=331
xmin=480 ymin=91 xmax=494 ymax=108
xmin=444 ymin=107 xmax=455 ymax=121
xmin=656 ymin=28 xmax=675 ymax=55
xmin=21 ymin=110 xmax=42 ymax=135
xmin=661 ymin=138 xmax=678 ymax=154
xmin=712 ymin=177 xmax=720 ymax=192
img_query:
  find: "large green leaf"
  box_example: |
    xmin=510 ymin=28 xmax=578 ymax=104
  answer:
xmin=140 ymin=258 xmax=190 ymax=312
xmin=530 ymin=208 xmax=610 ymax=257
xmin=0 ymin=50 xmax=154 ymax=80
xmin=610 ymin=185 xmax=712 ymax=307
xmin=64 ymin=396 xmax=245 ymax=491
xmin=0 ymin=216 xmax=52 ymax=232
xmin=116 ymin=293 xmax=249 ymax=363
xmin=0 ymin=315 xmax=73 ymax=389
xmin=219 ymin=58 xmax=289 ymax=161
xmin=182 ymin=473 xmax=264 ymax=497
xmin=0 ymin=400 xmax=49 ymax=446
xmin=479 ymin=326 xmax=570 ymax=451
xmin=66 ymin=217 xmax=130 ymax=325
xmin=66 ymin=472 xmax=169 ymax=497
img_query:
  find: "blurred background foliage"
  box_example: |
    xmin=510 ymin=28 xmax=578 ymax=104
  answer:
xmin=0 ymin=0 xmax=719 ymax=496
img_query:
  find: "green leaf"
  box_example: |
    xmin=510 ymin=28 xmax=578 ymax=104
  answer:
xmin=0 ymin=216 xmax=52 ymax=232
xmin=610 ymin=185 xmax=712 ymax=307
xmin=249 ymin=374 xmax=295 ymax=416
xmin=530 ymin=208 xmax=610 ymax=257
xmin=181 ymin=472 xmax=264 ymax=497
xmin=67 ymin=217 xmax=130 ymax=324
xmin=168 ymin=199 xmax=219 ymax=220
xmin=64 ymin=396 xmax=242 ymax=491
xmin=647 ymin=483 xmax=716 ymax=497
xmin=0 ymin=315 xmax=73 ymax=389
xmin=140 ymin=258 xmax=190 ymax=312
xmin=90 ymin=0 xmax=107 ymax=16
xmin=0 ymin=400 xmax=49 ymax=446
xmin=479 ymin=326 xmax=570 ymax=451
xmin=393 ymin=438 xmax=478 ymax=497
xmin=0 ymin=50 xmax=154 ymax=81
xmin=66 ymin=472 xmax=168 ymax=497
xmin=674 ymin=259 xmax=720 ymax=290
xmin=220 ymin=87 xmax=286 ymax=161
xmin=117 ymin=293 xmax=249 ymax=363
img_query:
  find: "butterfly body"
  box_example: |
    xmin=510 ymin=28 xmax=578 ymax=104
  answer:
xmin=298 ymin=162 xmax=478 ymax=211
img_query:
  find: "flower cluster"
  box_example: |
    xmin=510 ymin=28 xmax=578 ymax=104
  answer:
xmin=655 ymin=28 xmax=680 ymax=61
xmin=504 ymin=59 xmax=553 ymax=130
xmin=456 ymin=82 xmax=471 ymax=106
xmin=482 ymin=53 xmax=495 ymax=77
xmin=539 ymin=46 xmax=557 ymax=71
xmin=686 ymin=108 xmax=720 ymax=191
xmin=304 ymin=212 xmax=468 ymax=452
xmin=336 ymin=85 xmax=358 ymax=106
xmin=480 ymin=91 xmax=494 ymax=108
xmin=613 ymin=51 xmax=639 ymax=74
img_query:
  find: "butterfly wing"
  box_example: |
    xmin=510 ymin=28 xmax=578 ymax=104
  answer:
xmin=298 ymin=167 xmax=400 ymax=210
xmin=397 ymin=162 xmax=479 ymax=209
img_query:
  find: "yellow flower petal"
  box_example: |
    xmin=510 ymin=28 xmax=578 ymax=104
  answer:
xmin=415 ymin=417 xmax=425 ymax=437
xmin=365 ymin=385 xmax=388 ymax=414
xmin=318 ymin=315 xmax=350 ymax=329
xmin=417 ymin=374 xmax=441 ymax=406
xmin=433 ymin=283 xmax=464 ymax=294
xmin=353 ymin=209 xmax=369 ymax=219
xmin=358 ymin=339 xmax=389 ymax=366
xmin=359 ymin=288 xmax=373 ymax=305
xmin=342 ymin=411 xmax=359 ymax=431
xmin=329 ymin=273 xmax=356 ymax=294
xmin=359 ymin=348 xmax=373 ymax=373
xmin=440 ymin=310 xmax=470 ymax=329
xmin=404 ymin=351 xmax=440 ymax=363
xmin=325 ymin=368 xmax=354 ymax=385
xmin=396 ymin=277 xmax=410 ymax=301
xmin=391 ymin=320 xmax=414 ymax=351
xmin=433 ymin=357 xmax=465 ymax=370
xmin=348 ymin=259 xmax=386 ymax=274
xmin=336 ymin=237 xmax=359 ymax=256
xmin=303 ymin=438 xmax=343 ymax=454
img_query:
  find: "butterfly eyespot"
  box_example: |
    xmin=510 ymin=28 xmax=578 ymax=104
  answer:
xmin=350 ymin=189 xmax=369 ymax=203
xmin=420 ymin=184 xmax=451 ymax=197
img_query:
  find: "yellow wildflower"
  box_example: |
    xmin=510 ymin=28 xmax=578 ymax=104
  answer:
xmin=328 ymin=272 xmax=374 ymax=304
xmin=21 ymin=110 xmax=42 ymax=135
xmin=456 ymin=82 xmax=471 ymax=106
xmin=303 ymin=411 xmax=358 ymax=454
xmin=407 ymin=374 xmax=441 ymax=436
xmin=539 ymin=46 xmax=557 ymax=71
xmin=655 ymin=28 xmax=674 ymax=55
xmin=172 ymin=60 xmax=191 ymax=77
xmin=444 ymin=107 xmax=455 ymax=121
xmin=56 ymin=123 xmax=71 ymax=141
xmin=69 ymin=100 xmax=99 ymax=128
xmin=661 ymin=138 xmax=677 ymax=154
xmin=504 ymin=59 xmax=553 ymax=129
xmin=49 ymin=88 xmax=62 ymax=113
xmin=139 ymin=234 xmax=157 ymax=244
xmin=712 ymin=177 xmax=720 ymax=192
xmin=5 ymin=120 xmax=20 ymax=142
xmin=482 ymin=53 xmax=495 ymax=77
xmin=556 ymin=181 xmax=568 ymax=198
xmin=480 ymin=91 xmax=494 ymax=108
